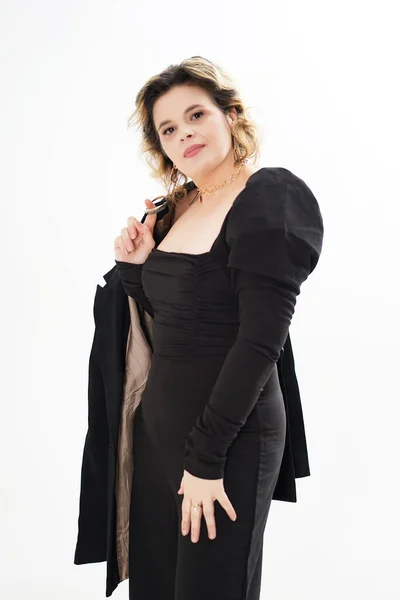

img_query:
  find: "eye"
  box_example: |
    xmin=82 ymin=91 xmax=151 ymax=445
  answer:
xmin=162 ymin=111 xmax=203 ymax=136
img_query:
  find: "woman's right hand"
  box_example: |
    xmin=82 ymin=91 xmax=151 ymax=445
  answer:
xmin=114 ymin=199 xmax=158 ymax=264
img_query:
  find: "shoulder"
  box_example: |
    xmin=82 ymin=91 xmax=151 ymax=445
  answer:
xmin=228 ymin=166 xmax=323 ymax=237
xmin=225 ymin=166 xmax=324 ymax=276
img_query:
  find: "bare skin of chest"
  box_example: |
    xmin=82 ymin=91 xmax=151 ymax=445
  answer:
xmin=157 ymin=186 xmax=246 ymax=255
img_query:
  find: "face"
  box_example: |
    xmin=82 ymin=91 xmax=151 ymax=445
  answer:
xmin=152 ymin=84 xmax=237 ymax=181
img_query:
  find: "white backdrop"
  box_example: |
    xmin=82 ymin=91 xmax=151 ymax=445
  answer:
xmin=1 ymin=0 xmax=399 ymax=598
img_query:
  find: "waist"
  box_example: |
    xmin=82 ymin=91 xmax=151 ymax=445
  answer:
xmin=151 ymin=320 xmax=238 ymax=359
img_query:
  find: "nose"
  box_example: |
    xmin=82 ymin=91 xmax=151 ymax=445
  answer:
xmin=181 ymin=131 xmax=194 ymax=142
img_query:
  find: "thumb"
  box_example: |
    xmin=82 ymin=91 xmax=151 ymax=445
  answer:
xmin=143 ymin=199 xmax=158 ymax=233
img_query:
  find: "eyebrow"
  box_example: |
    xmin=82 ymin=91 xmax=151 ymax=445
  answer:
xmin=156 ymin=104 xmax=206 ymax=132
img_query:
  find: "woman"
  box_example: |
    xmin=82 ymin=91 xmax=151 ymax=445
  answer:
xmin=113 ymin=56 xmax=324 ymax=600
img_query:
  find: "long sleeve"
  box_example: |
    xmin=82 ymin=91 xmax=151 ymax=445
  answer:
xmin=115 ymin=260 xmax=154 ymax=318
xmin=183 ymin=170 xmax=324 ymax=479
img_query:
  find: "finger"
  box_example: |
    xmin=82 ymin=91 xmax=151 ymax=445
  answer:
xmin=190 ymin=504 xmax=203 ymax=543
xmin=114 ymin=235 xmax=128 ymax=256
xmin=181 ymin=496 xmax=192 ymax=536
xmin=134 ymin=219 xmax=157 ymax=251
xmin=202 ymin=501 xmax=216 ymax=540
xmin=121 ymin=227 xmax=134 ymax=252
xmin=127 ymin=216 xmax=140 ymax=239
xmin=217 ymin=492 xmax=237 ymax=522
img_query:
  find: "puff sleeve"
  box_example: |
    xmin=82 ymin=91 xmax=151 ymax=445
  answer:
xmin=115 ymin=260 xmax=154 ymax=318
xmin=183 ymin=170 xmax=324 ymax=479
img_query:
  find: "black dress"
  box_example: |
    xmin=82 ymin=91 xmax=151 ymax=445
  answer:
xmin=115 ymin=167 xmax=323 ymax=600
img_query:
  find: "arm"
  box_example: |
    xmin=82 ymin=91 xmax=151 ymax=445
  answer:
xmin=115 ymin=260 xmax=154 ymax=318
xmin=183 ymin=172 xmax=324 ymax=479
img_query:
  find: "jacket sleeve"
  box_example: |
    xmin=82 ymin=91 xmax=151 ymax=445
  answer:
xmin=183 ymin=170 xmax=324 ymax=479
xmin=115 ymin=260 xmax=154 ymax=318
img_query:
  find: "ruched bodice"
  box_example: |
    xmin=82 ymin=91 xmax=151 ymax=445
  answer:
xmin=141 ymin=243 xmax=239 ymax=359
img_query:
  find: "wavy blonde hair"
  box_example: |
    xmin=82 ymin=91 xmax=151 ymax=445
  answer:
xmin=127 ymin=56 xmax=262 ymax=206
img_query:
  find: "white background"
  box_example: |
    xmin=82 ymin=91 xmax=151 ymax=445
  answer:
xmin=1 ymin=1 xmax=399 ymax=598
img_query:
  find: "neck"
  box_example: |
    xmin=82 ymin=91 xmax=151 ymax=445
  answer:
xmin=195 ymin=164 xmax=260 ymax=205
xmin=192 ymin=158 xmax=249 ymax=199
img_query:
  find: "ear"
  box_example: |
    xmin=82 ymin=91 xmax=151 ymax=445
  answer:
xmin=227 ymin=107 xmax=238 ymax=126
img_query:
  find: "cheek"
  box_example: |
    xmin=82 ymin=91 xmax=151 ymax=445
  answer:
xmin=205 ymin=118 xmax=229 ymax=142
xmin=160 ymin=137 xmax=177 ymax=156
xmin=200 ymin=124 xmax=219 ymax=147
xmin=206 ymin=125 xmax=229 ymax=151
xmin=162 ymin=140 xmax=186 ymax=164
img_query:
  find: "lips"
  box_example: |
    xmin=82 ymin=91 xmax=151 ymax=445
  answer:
xmin=184 ymin=144 xmax=205 ymax=158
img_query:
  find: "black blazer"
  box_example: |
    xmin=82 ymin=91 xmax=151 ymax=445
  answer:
xmin=74 ymin=183 xmax=323 ymax=597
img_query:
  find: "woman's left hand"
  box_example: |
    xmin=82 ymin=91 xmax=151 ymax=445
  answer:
xmin=177 ymin=469 xmax=237 ymax=543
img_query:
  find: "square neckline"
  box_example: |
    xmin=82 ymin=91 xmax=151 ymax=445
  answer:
xmin=152 ymin=167 xmax=266 ymax=259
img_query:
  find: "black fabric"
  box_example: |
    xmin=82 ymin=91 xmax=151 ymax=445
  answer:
xmin=115 ymin=168 xmax=323 ymax=481
xmin=183 ymin=170 xmax=323 ymax=478
xmin=128 ymin=381 xmax=286 ymax=600
xmin=115 ymin=261 xmax=154 ymax=318
xmin=73 ymin=167 xmax=323 ymax=597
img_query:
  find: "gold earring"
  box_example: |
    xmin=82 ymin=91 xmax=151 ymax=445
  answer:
xmin=167 ymin=163 xmax=180 ymax=199
xmin=232 ymin=131 xmax=242 ymax=164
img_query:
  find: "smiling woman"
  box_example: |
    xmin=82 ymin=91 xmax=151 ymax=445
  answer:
xmin=74 ymin=55 xmax=324 ymax=600
xmin=128 ymin=55 xmax=261 ymax=209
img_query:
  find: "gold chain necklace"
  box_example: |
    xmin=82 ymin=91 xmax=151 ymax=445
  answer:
xmin=188 ymin=159 xmax=248 ymax=206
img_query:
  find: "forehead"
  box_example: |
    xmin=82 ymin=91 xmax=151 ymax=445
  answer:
xmin=153 ymin=84 xmax=212 ymax=123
